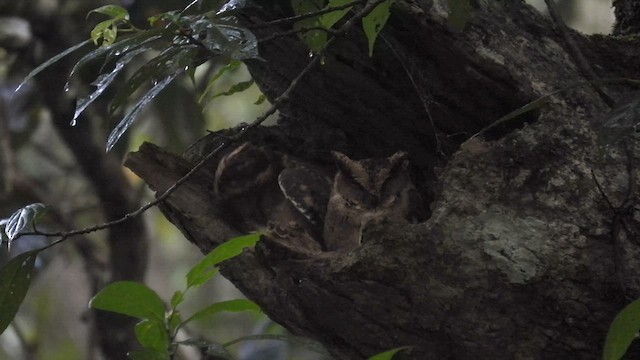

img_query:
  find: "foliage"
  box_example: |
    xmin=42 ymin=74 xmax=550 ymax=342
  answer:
xmin=18 ymin=2 xmax=261 ymax=151
xmin=603 ymin=298 xmax=640 ymax=360
xmin=0 ymin=203 xmax=46 ymax=249
xmin=90 ymin=234 xmax=262 ymax=359
xmin=0 ymin=251 xmax=41 ymax=334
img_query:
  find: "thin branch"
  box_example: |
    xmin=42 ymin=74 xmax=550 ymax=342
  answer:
xmin=259 ymin=26 xmax=341 ymax=43
xmin=248 ymin=0 xmax=365 ymax=29
xmin=544 ymin=0 xmax=615 ymax=108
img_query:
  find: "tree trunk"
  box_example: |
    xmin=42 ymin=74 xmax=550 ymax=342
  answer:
xmin=125 ymin=1 xmax=640 ymax=358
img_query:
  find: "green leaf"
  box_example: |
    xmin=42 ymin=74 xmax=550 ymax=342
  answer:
xmin=66 ymin=30 xmax=166 ymax=92
xmin=170 ymin=290 xmax=185 ymax=308
xmin=186 ymin=234 xmax=261 ymax=289
xmin=91 ymin=20 xmax=115 ymax=45
xmin=362 ymin=0 xmax=394 ymax=56
xmin=73 ymin=47 xmax=149 ymax=123
xmin=603 ymin=299 xmax=640 ymax=360
xmin=135 ymin=318 xmax=169 ymax=351
xmin=90 ymin=281 xmax=166 ymax=321
xmin=3 ymin=203 xmax=46 ymax=247
xmin=129 ymin=347 xmax=170 ymax=360
xmin=108 ymin=46 xmax=199 ymax=115
xmin=16 ymin=40 xmax=92 ymax=92
xmin=183 ymin=299 xmax=261 ymax=326
xmin=198 ymin=60 xmax=241 ymax=103
xmin=88 ymin=5 xmax=130 ymax=21
xmin=202 ymin=79 xmax=254 ymax=110
xmin=368 ymin=346 xmax=411 ymax=360
xmin=168 ymin=310 xmax=182 ymax=333
xmin=447 ymin=0 xmax=473 ymax=32
xmin=106 ymin=71 xmax=181 ymax=152
xmin=291 ymin=0 xmax=328 ymax=53
xmin=102 ymin=26 xmax=118 ymax=46
xmin=0 ymin=250 xmax=40 ymax=334
xmin=319 ymin=0 xmax=352 ymax=28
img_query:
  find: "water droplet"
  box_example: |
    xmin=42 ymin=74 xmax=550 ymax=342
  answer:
xmin=184 ymin=66 xmax=189 ymax=71
xmin=70 ymin=119 xmax=77 ymax=126
xmin=308 ymin=51 xmax=314 ymax=58
xmin=64 ymin=84 xmax=70 ymax=92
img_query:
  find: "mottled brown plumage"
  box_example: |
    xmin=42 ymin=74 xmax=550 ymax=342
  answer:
xmin=323 ymin=151 xmax=420 ymax=251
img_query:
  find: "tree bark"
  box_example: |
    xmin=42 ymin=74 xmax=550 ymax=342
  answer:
xmin=126 ymin=1 xmax=640 ymax=358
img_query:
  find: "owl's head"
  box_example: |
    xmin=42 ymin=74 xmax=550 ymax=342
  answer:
xmin=331 ymin=151 xmax=409 ymax=197
xmin=214 ymin=142 xmax=279 ymax=198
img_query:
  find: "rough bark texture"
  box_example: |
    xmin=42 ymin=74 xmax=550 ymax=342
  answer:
xmin=126 ymin=1 xmax=640 ymax=359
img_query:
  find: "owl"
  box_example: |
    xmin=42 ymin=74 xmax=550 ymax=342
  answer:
xmin=323 ymin=151 xmax=421 ymax=251
xmin=213 ymin=142 xmax=331 ymax=253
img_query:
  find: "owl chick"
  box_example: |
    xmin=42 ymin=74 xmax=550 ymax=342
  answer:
xmin=323 ymin=151 xmax=421 ymax=251
xmin=213 ymin=142 xmax=330 ymax=253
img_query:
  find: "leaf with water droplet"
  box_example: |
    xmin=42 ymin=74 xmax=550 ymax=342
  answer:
xmin=291 ymin=0 xmax=327 ymax=54
xmin=216 ymin=0 xmax=249 ymax=16
xmin=106 ymin=72 xmax=180 ymax=151
xmin=0 ymin=250 xmax=40 ymax=335
xmin=66 ymin=30 xmax=166 ymax=92
xmin=216 ymin=24 xmax=259 ymax=60
xmin=72 ymin=47 xmax=148 ymax=123
xmin=17 ymin=40 xmax=91 ymax=92
xmin=3 ymin=204 xmax=46 ymax=250
xmin=109 ymin=45 xmax=201 ymax=115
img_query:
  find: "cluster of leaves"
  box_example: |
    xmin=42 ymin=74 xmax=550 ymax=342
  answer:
xmin=291 ymin=0 xmax=472 ymax=56
xmin=18 ymin=2 xmax=260 ymax=151
xmin=90 ymin=233 xmax=263 ymax=359
xmin=0 ymin=203 xmax=48 ymax=334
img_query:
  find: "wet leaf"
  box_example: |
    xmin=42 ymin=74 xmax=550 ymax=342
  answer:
xmin=0 ymin=250 xmax=40 ymax=334
xmin=188 ymin=17 xmax=259 ymax=60
xmin=16 ymin=40 xmax=91 ymax=92
xmin=66 ymin=30 xmax=165 ymax=92
xmin=108 ymin=45 xmax=199 ymax=115
xmin=362 ymin=0 xmax=394 ymax=56
xmin=2 ymin=203 xmax=45 ymax=248
xmin=291 ymin=0 xmax=327 ymax=53
xmin=217 ymin=0 xmax=249 ymax=16
xmin=107 ymin=71 xmax=180 ymax=151
xmin=73 ymin=47 xmax=148 ymax=122
xmin=90 ymin=281 xmax=166 ymax=321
